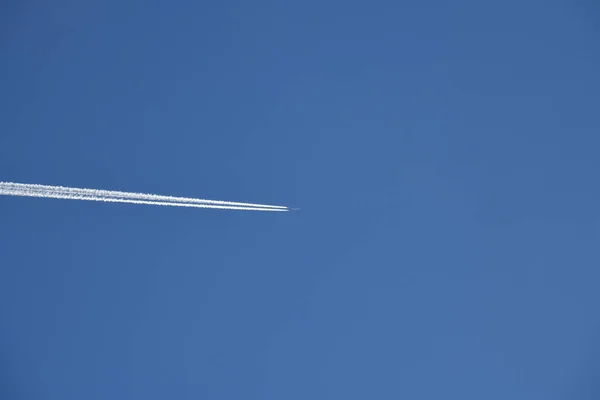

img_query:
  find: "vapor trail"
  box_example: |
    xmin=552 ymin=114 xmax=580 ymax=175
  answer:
xmin=0 ymin=182 xmax=288 ymax=212
xmin=1 ymin=182 xmax=287 ymax=209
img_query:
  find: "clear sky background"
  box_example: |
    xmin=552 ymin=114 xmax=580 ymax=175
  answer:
xmin=1 ymin=1 xmax=599 ymax=399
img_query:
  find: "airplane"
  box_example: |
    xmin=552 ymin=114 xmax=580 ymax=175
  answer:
xmin=289 ymin=207 xmax=300 ymax=212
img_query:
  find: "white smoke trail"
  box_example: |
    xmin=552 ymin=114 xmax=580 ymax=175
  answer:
xmin=0 ymin=182 xmax=287 ymax=209
xmin=0 ymin=182 xmax=288 ymax=212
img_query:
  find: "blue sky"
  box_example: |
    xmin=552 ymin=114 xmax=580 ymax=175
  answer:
xmin=1 ymin=1 xmax=599 ymax=398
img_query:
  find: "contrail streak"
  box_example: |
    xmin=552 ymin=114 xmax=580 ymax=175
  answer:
xmin=0 ymin=182 xmax=288 ymax=212
xmin=0 ymin=182 xmax=287 ymax=209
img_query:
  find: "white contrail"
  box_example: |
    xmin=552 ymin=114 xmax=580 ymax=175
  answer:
xmin=0 ymin=182 xmax=288 ymax=212
xmin=0 ymin=182 xmax=287 ymax=209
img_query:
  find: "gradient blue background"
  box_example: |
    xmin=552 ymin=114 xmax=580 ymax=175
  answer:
xmin=1 ymin=1 xmax=599 ymax=398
